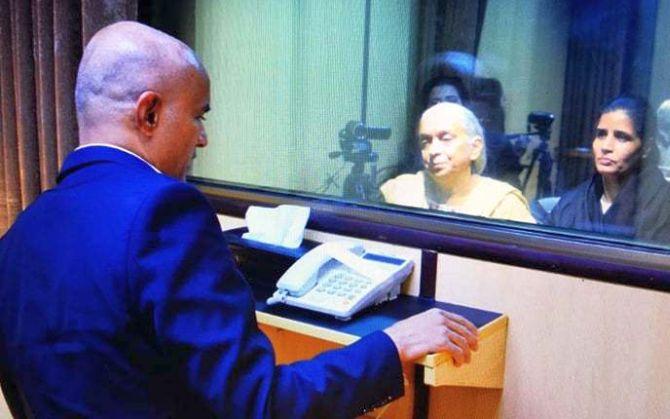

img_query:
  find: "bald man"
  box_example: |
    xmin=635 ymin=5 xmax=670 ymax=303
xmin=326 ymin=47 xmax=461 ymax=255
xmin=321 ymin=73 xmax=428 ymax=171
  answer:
xmin=0 ymin=22 xmax=478 ymax=418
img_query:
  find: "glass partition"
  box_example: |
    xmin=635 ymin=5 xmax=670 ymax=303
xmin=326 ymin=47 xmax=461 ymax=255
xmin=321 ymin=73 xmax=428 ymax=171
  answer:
xmin=191 ymin=0 xmax=417 ymax=203
xmin=153 ymin=0 xmax=670 ymax=251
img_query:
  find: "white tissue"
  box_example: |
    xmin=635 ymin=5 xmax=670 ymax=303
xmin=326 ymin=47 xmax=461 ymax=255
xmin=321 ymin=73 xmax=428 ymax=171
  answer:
xmin=242 ymin=205 xmax=310 ymax=249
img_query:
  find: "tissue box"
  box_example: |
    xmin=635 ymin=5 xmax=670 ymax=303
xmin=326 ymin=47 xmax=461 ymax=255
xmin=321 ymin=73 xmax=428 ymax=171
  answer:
xmin=242 ymin=205 xmax=310 ymax=249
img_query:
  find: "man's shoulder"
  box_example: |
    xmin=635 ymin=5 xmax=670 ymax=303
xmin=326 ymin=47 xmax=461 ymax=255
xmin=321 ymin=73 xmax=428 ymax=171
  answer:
xmin=9 ymin=161 xmax=206 ymax=243
xmin=136 ymin=177 xmax=209 ymax=210
xmin=66 ymin=150 xmax=203 ymax=207
xmin=118 ymin=169 xmax=193 ymax=196
xmin=109 ymin=175 xmax=211 ymax=229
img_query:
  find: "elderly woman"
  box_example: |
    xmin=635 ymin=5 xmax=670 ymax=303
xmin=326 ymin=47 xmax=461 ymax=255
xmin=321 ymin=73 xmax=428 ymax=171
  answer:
xmin=548 ymin=96 xmax=670 ymax=244
xmin=381 ymin=102 xmax=534 ymax=223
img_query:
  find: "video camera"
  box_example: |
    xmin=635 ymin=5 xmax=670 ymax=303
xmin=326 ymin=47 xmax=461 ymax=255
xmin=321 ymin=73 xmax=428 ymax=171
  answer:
xmin=329 ymin=121 xmax=391 ymax=165
xmin=527 ymin=111 xmax=555 ymax=137
xmin=329 ymin=120 xmax=392 ymax=200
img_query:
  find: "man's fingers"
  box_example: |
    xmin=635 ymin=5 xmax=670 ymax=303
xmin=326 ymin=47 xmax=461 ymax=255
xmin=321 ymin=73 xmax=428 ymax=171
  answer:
xmin=445 ymin=319 xmax=479 ymax=351
xmin=445 ymin=330 xmax=471 ymax=364
xmin=441 ymin=310 xmax=479 ymax=336
xmin=384 ymin=309 xmax=479 ymax=364
xmin=443 ymin=340 xmax=466 ymax=366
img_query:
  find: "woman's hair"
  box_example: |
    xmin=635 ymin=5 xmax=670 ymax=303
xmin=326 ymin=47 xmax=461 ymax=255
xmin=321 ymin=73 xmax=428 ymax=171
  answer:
xmin=599 ymin=96 xmax=648 ymax=141
xmin=422 ymin=76 xmax=469 ymax=107
xmin=458 ymin=105 xmax=487 ymax=174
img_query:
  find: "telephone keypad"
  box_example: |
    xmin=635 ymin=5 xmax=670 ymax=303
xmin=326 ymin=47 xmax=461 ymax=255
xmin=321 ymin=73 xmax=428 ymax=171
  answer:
xmin=306 ymin=268 xmax=374 ymax=308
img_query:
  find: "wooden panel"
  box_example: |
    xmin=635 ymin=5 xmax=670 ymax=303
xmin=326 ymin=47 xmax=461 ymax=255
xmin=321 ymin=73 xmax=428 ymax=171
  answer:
xmin=428 ymin=387 xmax=502 ymax=419
xmin=436 ymin=253 xmax=670 ymax=419
xmin=423 ymin=315 xmax=507 ymax=388
xmin=255 ymin=308 xmax=507 ymax=388
xmin=259 ymin=324 xmax=415 ymax=418
xmin=256 ymin=311 xmax=357 ymax=346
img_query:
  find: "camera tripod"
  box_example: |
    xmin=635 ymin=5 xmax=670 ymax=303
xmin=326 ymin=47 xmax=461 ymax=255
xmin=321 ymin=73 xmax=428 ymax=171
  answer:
xmin=508 ymin=112 xmax=555 ymax=199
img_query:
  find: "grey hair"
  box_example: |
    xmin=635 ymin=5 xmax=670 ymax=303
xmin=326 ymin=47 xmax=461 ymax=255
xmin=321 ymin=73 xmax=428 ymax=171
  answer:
xmin=422 ymin=102 xmax=487 ymax=174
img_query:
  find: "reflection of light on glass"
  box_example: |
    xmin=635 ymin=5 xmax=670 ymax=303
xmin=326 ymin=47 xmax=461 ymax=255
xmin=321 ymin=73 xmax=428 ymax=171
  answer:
xmin=659 ymin=165 xmax=670 ymax=181
xmin=427 ymin=51 xmax=478 ymax=77
xmin=656 ymin=100 xmax=670 ymax=181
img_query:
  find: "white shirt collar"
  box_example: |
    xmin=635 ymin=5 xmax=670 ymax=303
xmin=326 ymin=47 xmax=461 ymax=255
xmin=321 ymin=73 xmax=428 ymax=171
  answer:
xmin=75 ymin=143 xmax=162 ymax=174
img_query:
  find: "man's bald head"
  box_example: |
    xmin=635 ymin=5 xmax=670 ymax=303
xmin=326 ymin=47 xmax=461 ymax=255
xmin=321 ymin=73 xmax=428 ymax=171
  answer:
xmin=74 ymin=21 xmax=211 ymax=180
xmin=75 ymin=21 xmax=204 ymax=131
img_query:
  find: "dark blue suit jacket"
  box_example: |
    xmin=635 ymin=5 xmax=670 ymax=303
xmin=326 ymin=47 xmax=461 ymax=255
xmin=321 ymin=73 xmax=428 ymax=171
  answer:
xmin=0 ymin=146 xmax=403 ymax=418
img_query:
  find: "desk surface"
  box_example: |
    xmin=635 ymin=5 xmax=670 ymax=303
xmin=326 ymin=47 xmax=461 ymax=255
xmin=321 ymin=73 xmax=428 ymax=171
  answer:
xmin=250 ymin=280 xmax=501 ymax=337
xmin=227 ymin=228 xmax=502 ymax=339
xmin=226 ymin=228 xmax=508 ymax=386
xmin=226 ymin=227 xmax=502 ymax=334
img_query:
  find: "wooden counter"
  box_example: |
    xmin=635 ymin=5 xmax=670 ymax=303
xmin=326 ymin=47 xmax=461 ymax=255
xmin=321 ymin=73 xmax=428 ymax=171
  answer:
xmin=249 ymin=279 xmax=508 ymax=389
xmin=225 ymin=228 xmax=509 ymax=417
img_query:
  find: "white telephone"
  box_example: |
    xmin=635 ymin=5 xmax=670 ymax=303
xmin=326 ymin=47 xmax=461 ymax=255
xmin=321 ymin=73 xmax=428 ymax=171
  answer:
xmin=267 ymin=241 xmax=413 ymax=320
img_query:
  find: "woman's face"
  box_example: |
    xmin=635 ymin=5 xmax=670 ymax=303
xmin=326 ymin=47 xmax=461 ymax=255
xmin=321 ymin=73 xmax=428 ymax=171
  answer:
xmin=592 ymin=110 xmax=642 ymax=179
xmin=419 ymin=105 xmax=482 ymax=180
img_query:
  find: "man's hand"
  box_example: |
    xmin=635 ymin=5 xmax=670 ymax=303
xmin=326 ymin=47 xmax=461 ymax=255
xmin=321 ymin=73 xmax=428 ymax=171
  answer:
xmin=383 ymin=308 xmax=479 ymax=365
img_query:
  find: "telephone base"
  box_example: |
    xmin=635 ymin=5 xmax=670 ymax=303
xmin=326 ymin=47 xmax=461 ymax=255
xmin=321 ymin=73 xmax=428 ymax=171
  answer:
xmin=265 ymin=240 xmax=413 ymax=320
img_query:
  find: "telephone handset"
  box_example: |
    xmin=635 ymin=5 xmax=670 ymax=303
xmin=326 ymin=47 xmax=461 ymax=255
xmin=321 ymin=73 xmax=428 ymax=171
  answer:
xmin=271 ymin=241 xmax=365 ymax=297
xmin=267 ymin=241 xmax=413 ymax=320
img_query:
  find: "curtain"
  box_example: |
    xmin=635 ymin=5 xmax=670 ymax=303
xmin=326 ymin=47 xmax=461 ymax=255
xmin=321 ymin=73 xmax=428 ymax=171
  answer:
xmin=556 ymin=0 xmax=657 ymax=192
xmin=0 ymin=0 xmax=137 ymax=235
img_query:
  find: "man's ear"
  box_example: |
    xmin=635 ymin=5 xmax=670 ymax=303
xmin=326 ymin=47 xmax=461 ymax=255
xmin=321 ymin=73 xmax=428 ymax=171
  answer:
xmin=136 ymin=91 xmax=162 ymax=136
xmin=469 ymin=136 xmax=484 ymax=161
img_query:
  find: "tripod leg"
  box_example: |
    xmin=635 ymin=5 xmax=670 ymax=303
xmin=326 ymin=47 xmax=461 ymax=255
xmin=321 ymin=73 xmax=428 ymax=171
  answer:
xmin=537 ymin=151 xmax=553 ymax=198
xmin=522 ymin=150 xmax=540 ymax=192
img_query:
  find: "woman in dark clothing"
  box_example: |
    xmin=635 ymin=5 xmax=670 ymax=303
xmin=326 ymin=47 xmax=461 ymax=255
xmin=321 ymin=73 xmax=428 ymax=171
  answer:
xmin=548 ymin=96 xmax=670 ymax=245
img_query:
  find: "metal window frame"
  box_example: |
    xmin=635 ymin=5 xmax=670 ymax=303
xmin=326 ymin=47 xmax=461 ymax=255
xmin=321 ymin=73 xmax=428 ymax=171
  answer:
xmin=191 ymin=177 xmax=670 ymax=293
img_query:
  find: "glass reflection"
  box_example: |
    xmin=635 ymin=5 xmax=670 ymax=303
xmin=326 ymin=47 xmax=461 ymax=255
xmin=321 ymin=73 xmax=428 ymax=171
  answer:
xmin=180 ymin=0 xmax=670 ymax=247
xmin=380 ymin=102 xmax=534 ymax=223
xmin=548 ymin=97 xmax=670 ymax=245
xmin=656 ymin=100 xmax=670 ymax=181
